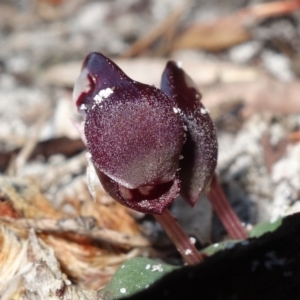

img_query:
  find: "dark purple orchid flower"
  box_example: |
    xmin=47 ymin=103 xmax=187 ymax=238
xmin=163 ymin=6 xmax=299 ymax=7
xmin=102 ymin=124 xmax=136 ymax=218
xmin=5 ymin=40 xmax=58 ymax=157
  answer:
xmin=73 ymin=53 xmax=217 ymax=214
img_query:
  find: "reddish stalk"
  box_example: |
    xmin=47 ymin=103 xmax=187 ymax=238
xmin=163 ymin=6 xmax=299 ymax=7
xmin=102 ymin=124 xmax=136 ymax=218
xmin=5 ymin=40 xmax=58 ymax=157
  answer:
xmin=208 ymin=174 xmax=248 ymax=240
xmin=154 ymin=209 xmax=204 ymax=265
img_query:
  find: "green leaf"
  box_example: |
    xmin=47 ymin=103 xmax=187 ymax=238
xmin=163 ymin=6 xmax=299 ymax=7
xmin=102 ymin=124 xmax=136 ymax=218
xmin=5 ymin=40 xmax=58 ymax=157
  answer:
xmin=99 ymin=257 xmax=177 ymax=300
xmin=201 ymin=218 xmax=283 ymax=256
xmin=250 ymin=217 xmax=283 ymax=238
xmin=201 ymin=240 xmax=238 ymax=256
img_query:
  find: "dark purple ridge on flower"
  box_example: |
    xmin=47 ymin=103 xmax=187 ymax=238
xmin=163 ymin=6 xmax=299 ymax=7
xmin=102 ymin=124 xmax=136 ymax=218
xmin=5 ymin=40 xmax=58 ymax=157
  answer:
xmin=161 ymin=61 xmax=218 ymax=207
xmin=74 ymin=52 xmax=185 ymax=214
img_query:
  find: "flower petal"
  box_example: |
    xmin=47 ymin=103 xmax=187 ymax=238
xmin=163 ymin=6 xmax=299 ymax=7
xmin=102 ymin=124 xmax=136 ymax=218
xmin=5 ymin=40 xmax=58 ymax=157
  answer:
xmin=161 ymin=61 xmax=218 ymax=206
xmin=75 ymin=53 xmax=184 ymax=191
xmin=96 ymin=168 xmax=181 ymax=214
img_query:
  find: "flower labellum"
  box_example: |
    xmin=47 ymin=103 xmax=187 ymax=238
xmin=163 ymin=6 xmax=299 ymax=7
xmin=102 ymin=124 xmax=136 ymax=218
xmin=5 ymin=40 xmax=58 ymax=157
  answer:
xmin=73 ymin=53 xmax=217 ymax=214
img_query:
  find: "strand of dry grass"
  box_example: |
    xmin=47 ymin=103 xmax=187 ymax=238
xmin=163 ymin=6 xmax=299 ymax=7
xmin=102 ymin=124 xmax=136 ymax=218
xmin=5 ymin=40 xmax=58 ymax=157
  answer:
xmin=1 ymin=216 xmax=150 ymax=248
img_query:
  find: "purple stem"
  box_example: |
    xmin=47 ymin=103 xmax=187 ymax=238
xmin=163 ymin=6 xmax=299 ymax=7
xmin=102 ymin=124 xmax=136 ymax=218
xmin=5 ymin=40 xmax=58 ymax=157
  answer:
xmin=154 ymin=209 xmax=204 ymax=265
xmin=208 ymin=174 xmax=248 ymax=240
